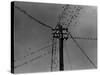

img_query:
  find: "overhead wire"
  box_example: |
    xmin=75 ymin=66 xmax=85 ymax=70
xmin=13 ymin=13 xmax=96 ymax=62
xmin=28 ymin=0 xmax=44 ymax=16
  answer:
xmin=68 ymin=36 xmax=97 ymax=40
xmin=64 ymin=41 xmax=72 ymax=70
xmin=69 ymin=32 xmax=97 ymax=68
xmin=51 ymin=37 xmax=54 ymax=71
xmin=14 ymin=42 xmax=55 ymax=63
xmin=14 ymin=6 xmax=53 ymax=30
xmin=14 ymin=50 xmax=52 ymax=69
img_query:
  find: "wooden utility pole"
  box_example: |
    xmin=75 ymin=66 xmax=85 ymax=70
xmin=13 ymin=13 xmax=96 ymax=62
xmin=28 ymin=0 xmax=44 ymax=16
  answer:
xmin=52 ymin=24 xmax=68 ymax=71
xmin=59 ymin=25 xmax=64 ymax=71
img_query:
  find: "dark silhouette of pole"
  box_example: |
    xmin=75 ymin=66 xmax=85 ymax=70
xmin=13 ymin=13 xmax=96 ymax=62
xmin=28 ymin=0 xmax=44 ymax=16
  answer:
xmin=58 ymin=25 xmax=64 ymax=71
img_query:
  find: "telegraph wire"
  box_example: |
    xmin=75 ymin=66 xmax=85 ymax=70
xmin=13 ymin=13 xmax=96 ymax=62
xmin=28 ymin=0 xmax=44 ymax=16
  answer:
xmin=59 ymin=5 xmax=83 ymax=28
xmin=14 ymin=42 xmax=55 ymax=62
xmin=14 ymin=50 xmax=52 ymax=69
xmin=14 ymin=6 xmax=53 ymax=30
xmin=24 ymin=43 xmax=52 ymax=57
xmin=67 ymin=36 xmax=97 ymax=40
xmin=64 ymin=41 xmax=72 ymax=70
xmin=53 ymin=39 xmax=58 ymax=71
xmin=69 ymin=32 xmax=97 ymax=68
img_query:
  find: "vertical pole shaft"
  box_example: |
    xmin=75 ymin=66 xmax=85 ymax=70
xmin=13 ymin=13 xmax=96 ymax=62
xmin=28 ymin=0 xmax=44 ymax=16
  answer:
xmin=51 ymin=37 xmax=54 ymax=71
xmin=11 ymin=2 xmax=14 ymax=73
xmin=59 ymin=25 xmax=64 ymax=71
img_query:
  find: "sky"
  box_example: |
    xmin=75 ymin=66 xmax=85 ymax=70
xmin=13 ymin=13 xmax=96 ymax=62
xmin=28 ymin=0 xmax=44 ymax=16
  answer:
xmin=13 ymin=1 xmax=97 ymax=74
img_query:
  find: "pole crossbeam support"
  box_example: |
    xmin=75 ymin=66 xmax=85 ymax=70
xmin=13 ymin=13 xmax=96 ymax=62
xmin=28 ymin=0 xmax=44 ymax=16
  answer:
xmin=52 ymin=26 xmax=69 ymax=40
xmin=52 ymin=25 xmax=69 ymax=71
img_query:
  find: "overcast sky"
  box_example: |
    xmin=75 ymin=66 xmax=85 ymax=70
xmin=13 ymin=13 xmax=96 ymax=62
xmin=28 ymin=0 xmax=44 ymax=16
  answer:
xmin=14 ymin=1 xmax=97 ymax=74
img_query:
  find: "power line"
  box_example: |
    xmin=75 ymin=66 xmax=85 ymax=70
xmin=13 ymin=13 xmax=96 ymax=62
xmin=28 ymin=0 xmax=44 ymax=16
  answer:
xmin=58 ymin=5 xmax=83 ymax=28
xmin=24 ymin=43 xmax=52 ymax=57
xmin=53 ymin=39 xmax=58 ymax=70
xmin=67 ymin=36 xmax=97 ymax=40
xmin=69 ymin=32 xmax=97 ymax=68
xmin=14 ymin=50 xmax=51 ymax=69
xmin=14 ymin=42 xmax=55 ymax=62
xmin=14 ymin=6 xmax=53 ymax=30
xmin=64 ymin=41 xmax=72 ymax=70
xmin=51 ymin=38 xmax=58 ymax=71
xmin=63 ymin=31 xmax=97 ymax=40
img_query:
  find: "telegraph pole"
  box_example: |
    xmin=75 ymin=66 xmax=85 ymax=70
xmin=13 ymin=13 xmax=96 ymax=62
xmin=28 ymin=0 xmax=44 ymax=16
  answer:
xmin=52 ymin=23 xmax=69 ymax=71
xmin=59 ymin=25 xmax=64 ymax=71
